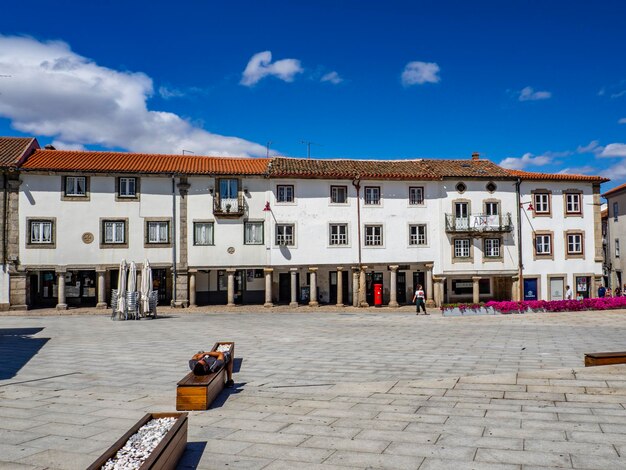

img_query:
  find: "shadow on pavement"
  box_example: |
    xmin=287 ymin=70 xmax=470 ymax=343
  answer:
xmin=210 ymin=381 xmax=246 ymax=409
xmin=0 ymin=327 xmax=48 ymax=380
xmin=176 ymin=441 xmax=207 ymax=469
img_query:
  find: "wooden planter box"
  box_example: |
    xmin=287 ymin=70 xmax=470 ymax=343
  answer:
xmin=585 ymin=351 xmax=626 ymax=367
xmin=176 ymin=341 xmax=235 ymax=411
xmin=87 ymin=412 xmax=188 ymax=470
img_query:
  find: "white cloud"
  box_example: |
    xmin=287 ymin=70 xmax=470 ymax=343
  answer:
xmin=557 ymin=166 xmax=596 ymax=175
xmin=619 ymin=118 xmax=626 ymax=124
xmin=518 ymin=86 xmax=552 ymax=101
xmin=499 ymin=152 xmax=552 ymax=170
xmin=401 ymin=61 xmax=440 ymax=86
xmin=577 ymin=140 xmax=603 ymax=154
xmin=158 ymin=86 xmax=186 ymax=100
xmin=320 ymin=71 xmax=343 ymax=84
xmin=240 ymin=51 xmax=303 ymax=87
xmin=600 ymin=143 xmax=626 ymax=157
xmin=0 ymin=35 xmax=267 ymax=156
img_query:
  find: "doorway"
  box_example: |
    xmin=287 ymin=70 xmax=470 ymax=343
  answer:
xmin=365 ymin=272 xmax=383 ymax=305
xmin=329 ymin=270 xmax=349 ymax=304
xmin=278 ymin=272 xmax=299 ymax=303
xmin=549 ymin=277 xmax=564 ymax=300
xmin=576 ymin=275 xmax=591 ymax=299
xmin=397 ymin=272 xmax=407 ymax=304
xmin=523 ymin=278 xmax=538 ymax=300
xmin=412 ymin=272 xmax=426 ymax=300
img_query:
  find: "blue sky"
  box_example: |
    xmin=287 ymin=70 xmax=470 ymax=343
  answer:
xmin=0 ymin=0 xmax=625 ymax=189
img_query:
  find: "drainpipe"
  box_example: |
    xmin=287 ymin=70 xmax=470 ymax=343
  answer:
xmin=171 ymin=175 xmax=177 ymax=306
xmin=2 ymin=173 xmax=7 ymax=269
xmin=516 ymin=178 xmax=523 ymax=301
xmin=352 ymin=177 xmax=367 ymax=306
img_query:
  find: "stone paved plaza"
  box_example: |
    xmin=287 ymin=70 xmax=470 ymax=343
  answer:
xmin=3 ymin=308 xmax=626 ymax=469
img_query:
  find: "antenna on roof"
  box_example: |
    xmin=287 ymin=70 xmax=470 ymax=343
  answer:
xmin=182 ymin=150 xmax=195 ymax=155
xmin=300 ymin=140 xmax=322 ymax=159
xmin=266 ymin=141 xmax=272 ymax=158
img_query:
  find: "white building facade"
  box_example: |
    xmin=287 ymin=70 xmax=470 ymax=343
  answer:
xmin=5 ymin=144 xmax=607 ymax=310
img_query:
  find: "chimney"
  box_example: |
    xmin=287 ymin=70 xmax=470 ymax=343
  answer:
xmin=471 ymin=152 xmax=480 ymax=160
xmin=44 ymin=144 xmax=56 ymax=150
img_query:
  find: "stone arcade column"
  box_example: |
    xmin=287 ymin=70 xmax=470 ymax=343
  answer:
xmin=336 ymin=267 xmax=344 ymax=307
xmin=289 ymin=268 xmax=299 ymax=307
xmin=188 ymin=270 xmax=197 ymax=307
xmin=96 ymin=268 xmax=107 ymax=309
xmin=308 ymin=267 xmax=319 ymax=306
xmin=433 ymin=276 xmax=446 ymax=307
xmin=388 ymin=265 xmax=399 ymax=307
xmin=511 ymin=275 xmax=520 ymax=301
xmin=56 ymin=269 xmax=67 ymax=310
xmin=359 ymin=266 xmax=369 ymax=307
xmin=226 ymin=269 xmax=236 ymax=306
xmin=425 ymin=263 xmax=434 ymax=307
xmin=472 ymin=276 xmax=482 ymax=304
xmin=352 ymin=267 xmax=360 ymax=307
xmin=264 ymin=268 xmax=273 ymax=308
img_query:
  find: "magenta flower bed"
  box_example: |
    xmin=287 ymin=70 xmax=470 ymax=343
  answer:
xmin=484 ymin=297 xmax=626 ymax=314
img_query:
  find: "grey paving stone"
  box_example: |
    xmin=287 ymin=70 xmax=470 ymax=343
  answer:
xmin=239 ymin=442 xmax=334 ymax=462
xmin=16 ymin=449 xmax=97 ymax=470
xmin=524 ymin=438 xmax=617 ymax=456
xmin=419 ymin=458 xmax=521 ymax=470
xmin=325 ymin=450 xmax=423 ymax=469
xmin=303 ymin=436 xmax=389 ymax=453
xmin=436 ymin=434 xmax=523 ymax=451
xmin=227 ymin=429 xmax=309 ymax=445
xmin=475 ymin=448 xmax=571 ymax=467
xmin=262 ymin=460 xmax=355 ymax=470
xmin=570 ymin=453 xmax=626 ymax=469
xmin=281 ymin=424 xmax=361 ymax=438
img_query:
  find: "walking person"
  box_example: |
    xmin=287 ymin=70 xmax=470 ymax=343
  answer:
xmin=412 ymin=284 xmax=429 ymax=315
xmin=565 ymin=285 xmax=573 ymax=300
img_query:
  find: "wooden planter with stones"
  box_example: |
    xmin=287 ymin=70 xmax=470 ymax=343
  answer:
xmin=585 ymin=351 xmax=626 ymax=367
xmin=87 ymin=412 xmax=188 ymax=470
xmin=176 ymin=341 xmax=235 ymax=411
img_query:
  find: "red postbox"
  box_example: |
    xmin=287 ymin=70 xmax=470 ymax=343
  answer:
xmin=374 ymin=283 xmax=383 ymax=307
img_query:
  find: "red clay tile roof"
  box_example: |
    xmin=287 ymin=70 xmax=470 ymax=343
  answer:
xmin=21 ymin=150 xmax=271 ymax=175
xmin=268 ymin=157 xmax=514 ymax=180
xmin=602 ymin=182 xmax=626 ymax=198
xmin=507 ymin=169 xmax=609 ymax=183
xmin=0 ymin=137 xmax=38 ymax=168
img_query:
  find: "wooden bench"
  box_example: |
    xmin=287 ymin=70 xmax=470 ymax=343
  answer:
xmin=176 ymin=341 xmax=235 ymax=411
xmin=585 ymin=351 xmax=626 ymax=367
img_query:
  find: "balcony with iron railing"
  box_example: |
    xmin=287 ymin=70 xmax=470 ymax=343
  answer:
xmin=445 ymin=212 xmax=513 ymax=234
xmin=212 ymin=195 xmax=247 ymax=218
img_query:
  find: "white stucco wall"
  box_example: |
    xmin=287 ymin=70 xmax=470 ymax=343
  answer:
xmin=19 ymin=174 xmax=179 ymax=268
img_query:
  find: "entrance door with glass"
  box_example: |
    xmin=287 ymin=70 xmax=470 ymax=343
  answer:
xmin=549 ymin=277 xmax=564 ymax=300
xmin=455 ymin=202 xmax=469 ymax=230
xmin=219 ymin=178 xmax=239 ymax=212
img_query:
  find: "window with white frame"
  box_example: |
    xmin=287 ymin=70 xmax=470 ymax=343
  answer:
xmin=329 ymin=223 xmax=348 ymax=245
xmin=535 ymin=234 xmax=552 ymax=255
xmin=276 ymin=224 xmax=295 ymax=245
xmin=409 ymin=224 xmax=427 ymax=245
xmin=533 ymin=193 xmax=550 ymax=214
xmin=364 ymin=224 xmax=383 ymax=246
xmin=485 ymin=201 xmax=499 ymax=216
xmin=330 ymin=185 xmax=348 ymax=204
xmin=118 ymin=177 xmax=137 ymax=198
xmin=364 ymin=186 xmax=381 ymax=205
xmin=276 ymin=185 xmax=294 ymax=203
xmin=103 ymin=220 xmax=126 ymax=244
xmin=193 ymin=222 xmax=214 ymax=245
xmin=244 ymin=221 xmax=264 ymax=245
xmin=64 ymin=176 xmax=87 ymax=196
xmin=409 ymin=186 xmax=424 ymax=205
xmin=484 ymin=238 xmax=501 ymax=257
xmin=567 ymin=233 xmax=583 ymax=254
xmin=147 ymin=221 xmax=169 ymax=244
xmin=614 ymin=202 xmax=619 ymax=222
xmin=617 ymin=239 xmax=621 ymax=258
xmin=454 ymin=238 xmax=470 ymax=258
xmin=29 ymin=220 xmax=53 ymax=244
xmin=565 ymin=193 xmax=581 ymax=214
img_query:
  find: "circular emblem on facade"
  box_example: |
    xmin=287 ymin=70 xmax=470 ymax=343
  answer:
xmin=227 ymin=246 xmax=235 ymax=254
xmin=82 ymin=232 xmax=94 ymax=244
